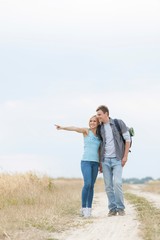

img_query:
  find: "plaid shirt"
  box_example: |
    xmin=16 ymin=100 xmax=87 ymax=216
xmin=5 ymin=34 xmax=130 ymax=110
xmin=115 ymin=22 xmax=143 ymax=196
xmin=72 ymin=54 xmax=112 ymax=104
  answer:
xmin=99 ymin=118 xmax=129 ymax=162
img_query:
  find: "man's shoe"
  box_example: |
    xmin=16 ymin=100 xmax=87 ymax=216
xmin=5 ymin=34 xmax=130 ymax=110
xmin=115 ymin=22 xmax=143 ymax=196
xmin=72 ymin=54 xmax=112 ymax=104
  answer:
xmin=108 ymin=210 xmax=117 ymax=217
xmin=118 ymin=210 xmax=125 ymax=216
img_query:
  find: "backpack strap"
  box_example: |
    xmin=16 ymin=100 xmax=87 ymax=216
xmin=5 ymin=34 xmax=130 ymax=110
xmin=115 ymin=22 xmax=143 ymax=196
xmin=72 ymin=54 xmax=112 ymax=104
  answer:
xmin=114 ymin=119 xmax=131 ymax=152
xmin=114 ymin=119 xmax=123 ymax=136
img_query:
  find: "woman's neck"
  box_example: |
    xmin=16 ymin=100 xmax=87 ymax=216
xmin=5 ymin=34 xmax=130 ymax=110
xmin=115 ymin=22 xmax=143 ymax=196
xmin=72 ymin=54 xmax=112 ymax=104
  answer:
xmin=90 ymin=128 xmax=97 ymax=136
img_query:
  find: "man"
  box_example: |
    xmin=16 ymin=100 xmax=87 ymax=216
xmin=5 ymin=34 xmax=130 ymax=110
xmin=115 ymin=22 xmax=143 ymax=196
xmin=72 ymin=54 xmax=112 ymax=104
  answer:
xmin=96 ymin=105 xmax=131 ymax=216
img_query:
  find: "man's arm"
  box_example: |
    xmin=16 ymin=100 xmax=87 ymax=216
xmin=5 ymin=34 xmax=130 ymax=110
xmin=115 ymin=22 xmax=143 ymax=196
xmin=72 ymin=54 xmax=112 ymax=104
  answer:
xmin=121 ymin=140 xmax=130 ymax=167
xmin=121 ymin=131 xmax=131 ymax=167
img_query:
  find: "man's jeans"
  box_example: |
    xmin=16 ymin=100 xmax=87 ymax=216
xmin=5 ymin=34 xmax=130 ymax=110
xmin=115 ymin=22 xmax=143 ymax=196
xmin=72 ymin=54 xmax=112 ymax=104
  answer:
xmin=81 ymin=161 xmax=99 ymax=208
xmin=102 ymin=157 xmax=125 ymax=211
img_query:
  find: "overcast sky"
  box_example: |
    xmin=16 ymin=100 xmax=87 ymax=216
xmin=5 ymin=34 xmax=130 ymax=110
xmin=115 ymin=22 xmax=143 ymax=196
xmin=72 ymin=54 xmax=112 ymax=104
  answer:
xmin=0 ymin=0 xmax=160 ymax=179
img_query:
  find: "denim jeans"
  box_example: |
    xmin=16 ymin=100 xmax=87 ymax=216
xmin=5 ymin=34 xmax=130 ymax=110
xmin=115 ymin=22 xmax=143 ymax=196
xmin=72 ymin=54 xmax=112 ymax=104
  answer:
xmin=102 ymin=157 xmax=125 ymax=211
xmin=81 ymin=161 xmax=99 ymax=208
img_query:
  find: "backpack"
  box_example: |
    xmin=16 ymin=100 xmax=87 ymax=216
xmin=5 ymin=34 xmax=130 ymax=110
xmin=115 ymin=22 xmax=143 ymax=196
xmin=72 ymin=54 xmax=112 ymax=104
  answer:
xmin=114 ymin=119 xmax=135 ymax=152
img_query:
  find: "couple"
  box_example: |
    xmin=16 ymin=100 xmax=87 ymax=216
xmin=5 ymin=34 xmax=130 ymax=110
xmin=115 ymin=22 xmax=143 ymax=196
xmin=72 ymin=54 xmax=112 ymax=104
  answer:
xmin=55 ymin=105 xmax=131 ymax=218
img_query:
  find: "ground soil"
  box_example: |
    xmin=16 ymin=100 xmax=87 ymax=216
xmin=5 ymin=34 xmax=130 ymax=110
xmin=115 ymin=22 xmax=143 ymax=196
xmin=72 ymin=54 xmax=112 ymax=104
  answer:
xmin=53 ymin=191 xmax=142 ymax=240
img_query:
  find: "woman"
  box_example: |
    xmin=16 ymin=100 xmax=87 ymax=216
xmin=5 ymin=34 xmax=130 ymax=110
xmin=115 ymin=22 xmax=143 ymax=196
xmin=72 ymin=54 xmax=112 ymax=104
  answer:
xmin=55 ymin=115 xmax=101 ymax=218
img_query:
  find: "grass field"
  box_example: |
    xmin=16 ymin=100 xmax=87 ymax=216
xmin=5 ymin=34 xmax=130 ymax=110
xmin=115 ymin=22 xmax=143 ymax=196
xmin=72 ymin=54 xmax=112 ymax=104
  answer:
xmin=141 ymin=180 xmax=160 ymax=194
xmin=0 ymin=173 xmax=160 ymax=240
xmin=0 ymin=173 xmax=84 ymax=239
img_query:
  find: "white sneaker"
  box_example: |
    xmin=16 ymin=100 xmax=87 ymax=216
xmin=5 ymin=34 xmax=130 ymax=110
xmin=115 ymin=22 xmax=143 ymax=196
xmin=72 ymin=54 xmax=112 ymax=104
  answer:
xmin=84 ymin=208 xmax=92 ymax=218
xmin=80 ymin=208 xmax=92 ymax=218
xmin=87 ymin=208 xmax=92 ymax=217
xmin=80 ymin=208 xmax=86 ymax=217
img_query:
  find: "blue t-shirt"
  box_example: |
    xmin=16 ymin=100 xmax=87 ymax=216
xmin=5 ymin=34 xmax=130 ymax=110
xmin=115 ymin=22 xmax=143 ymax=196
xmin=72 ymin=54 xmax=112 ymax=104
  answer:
xmin=81 ymin=130 xmax=101 ymax=162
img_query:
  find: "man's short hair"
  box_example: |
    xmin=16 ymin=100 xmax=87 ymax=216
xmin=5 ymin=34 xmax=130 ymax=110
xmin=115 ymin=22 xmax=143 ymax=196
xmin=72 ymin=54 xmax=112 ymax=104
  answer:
xmin=96 ymin=105 xmax=109 ymax=115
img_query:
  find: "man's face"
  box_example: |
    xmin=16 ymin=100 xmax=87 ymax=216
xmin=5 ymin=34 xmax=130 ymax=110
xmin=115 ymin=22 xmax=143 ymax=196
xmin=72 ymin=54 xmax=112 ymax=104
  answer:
xmin=96 ymin=109 xmax=108 ymax=123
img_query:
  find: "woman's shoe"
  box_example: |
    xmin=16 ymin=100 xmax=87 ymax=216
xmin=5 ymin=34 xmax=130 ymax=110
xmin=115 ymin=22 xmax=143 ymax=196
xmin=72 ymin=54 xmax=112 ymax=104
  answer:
xmin=80 ymin=208 xmax=86 ymax=217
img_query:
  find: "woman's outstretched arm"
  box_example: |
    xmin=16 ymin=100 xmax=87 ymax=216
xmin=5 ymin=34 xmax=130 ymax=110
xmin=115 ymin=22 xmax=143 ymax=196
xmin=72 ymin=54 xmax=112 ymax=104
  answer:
xmin=55 ymin=124 xmax=88 ymax=135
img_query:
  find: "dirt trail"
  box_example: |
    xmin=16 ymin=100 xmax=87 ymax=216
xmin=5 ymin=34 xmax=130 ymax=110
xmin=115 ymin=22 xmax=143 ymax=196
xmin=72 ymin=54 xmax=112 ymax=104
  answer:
xmin=53 ymin=192 xmax=142 ymax=240
xmin=128 ymin=184 xmax=160 ymax=209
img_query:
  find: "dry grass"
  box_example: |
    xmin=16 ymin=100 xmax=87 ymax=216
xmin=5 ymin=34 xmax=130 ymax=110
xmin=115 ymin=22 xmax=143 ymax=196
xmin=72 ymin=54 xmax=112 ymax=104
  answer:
xmin=125 ymin=192 xmax=160 ymax=240
xmin=1 ymin=173 xmax=159 ymax=240
xmin=141 ymin=180 xmax=160 ymax=194
xmin=0 ymin=173 xmax=83 ymax=239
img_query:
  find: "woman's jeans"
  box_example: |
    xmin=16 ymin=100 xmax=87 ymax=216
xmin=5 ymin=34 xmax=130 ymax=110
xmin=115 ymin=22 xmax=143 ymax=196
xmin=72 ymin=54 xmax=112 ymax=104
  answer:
xmin=102 ymin=157 xmax=125 ymax=211
xmin=81 ymin=161 xmax=99 ymax=208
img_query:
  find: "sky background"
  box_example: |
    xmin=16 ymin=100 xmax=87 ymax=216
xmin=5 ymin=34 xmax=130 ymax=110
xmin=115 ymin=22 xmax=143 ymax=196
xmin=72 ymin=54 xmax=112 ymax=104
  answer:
xmin=0 ymin=0 xmax=160 ymax=179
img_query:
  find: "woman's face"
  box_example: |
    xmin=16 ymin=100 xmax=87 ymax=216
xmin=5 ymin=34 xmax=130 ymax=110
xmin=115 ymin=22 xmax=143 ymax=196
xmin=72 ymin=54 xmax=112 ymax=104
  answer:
xmin=89 ymin=116 xmax=99 ymax=129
